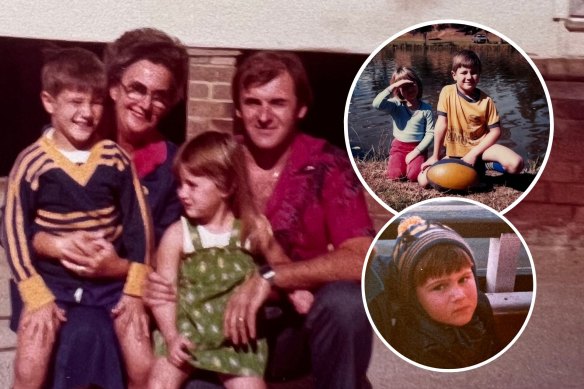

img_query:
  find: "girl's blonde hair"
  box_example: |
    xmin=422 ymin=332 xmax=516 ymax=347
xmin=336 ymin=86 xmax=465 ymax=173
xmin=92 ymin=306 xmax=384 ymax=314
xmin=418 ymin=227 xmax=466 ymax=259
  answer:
xmin=390 ymin=66 xmax=423 ymax=100
xmin=173 ymin=131 xmax=264 ymax=247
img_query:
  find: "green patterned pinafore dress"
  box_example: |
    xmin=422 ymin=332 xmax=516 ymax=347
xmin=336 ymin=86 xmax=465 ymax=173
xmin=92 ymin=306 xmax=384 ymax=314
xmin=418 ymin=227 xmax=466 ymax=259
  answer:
xmin=156 ymin=218 xmax=267 ymax=376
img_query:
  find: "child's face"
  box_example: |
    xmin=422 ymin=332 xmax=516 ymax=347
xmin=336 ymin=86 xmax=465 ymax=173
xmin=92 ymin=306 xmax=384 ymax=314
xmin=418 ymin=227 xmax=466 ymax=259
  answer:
xmin=398 ymin=81 xmax=418 ymax=102
xmin=41 ymin=89 xmax=104 ymax=150
xmin=177 ymin=168 xmax=229 ymax=224
xmin=415 ymin=265 xmax=478 ymax=327
xmin=451 ymin=66 xmax=480 ymax=97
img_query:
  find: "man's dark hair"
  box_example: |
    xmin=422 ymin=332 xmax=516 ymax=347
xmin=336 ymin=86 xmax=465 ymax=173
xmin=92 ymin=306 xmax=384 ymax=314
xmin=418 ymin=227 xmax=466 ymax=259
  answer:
xmin=232 ymin=51 xmax=313 ymax=110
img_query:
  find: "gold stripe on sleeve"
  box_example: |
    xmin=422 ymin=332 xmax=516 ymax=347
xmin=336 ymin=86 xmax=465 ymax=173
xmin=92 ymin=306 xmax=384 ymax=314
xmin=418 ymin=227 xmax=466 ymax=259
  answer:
xmin=18 ymin=274 xmax=55 ymax=311
xmin=123 ymin=262 xmax=152 ymax=297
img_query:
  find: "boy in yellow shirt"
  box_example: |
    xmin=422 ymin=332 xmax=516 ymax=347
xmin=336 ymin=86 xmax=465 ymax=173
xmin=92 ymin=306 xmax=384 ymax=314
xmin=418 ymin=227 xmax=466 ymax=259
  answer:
xmin=419 ymin=49 xmax=523 ymax=187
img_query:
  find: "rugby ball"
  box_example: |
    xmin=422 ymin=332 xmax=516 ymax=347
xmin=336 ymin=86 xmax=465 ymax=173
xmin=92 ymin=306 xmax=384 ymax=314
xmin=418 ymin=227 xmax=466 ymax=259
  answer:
xmin=427 ymin=159 xmax=479 ymax=191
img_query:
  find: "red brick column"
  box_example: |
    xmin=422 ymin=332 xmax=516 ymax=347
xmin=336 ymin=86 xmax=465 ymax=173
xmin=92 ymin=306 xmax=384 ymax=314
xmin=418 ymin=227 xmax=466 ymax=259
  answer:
xmin=186 ymin=48 xmax=242 ymax=140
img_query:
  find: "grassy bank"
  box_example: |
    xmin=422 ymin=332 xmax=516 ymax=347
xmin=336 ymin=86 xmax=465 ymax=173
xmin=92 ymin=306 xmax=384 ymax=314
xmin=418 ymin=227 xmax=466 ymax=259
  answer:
xmin=356 ymin=160 xmax=536 ymax=212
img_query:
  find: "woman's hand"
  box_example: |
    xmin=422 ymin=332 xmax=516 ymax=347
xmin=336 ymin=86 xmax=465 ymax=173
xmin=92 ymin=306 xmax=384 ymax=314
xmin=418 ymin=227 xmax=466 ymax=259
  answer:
xmin=223 ymin=273 xmax=271 ymax=345
xmin=34 ymin=230 xmax=102 ymax=263
xmin=60 ymin=238 xmax=129 ymax=278
xmin=143 ymin=271 xmax=177 ymax=308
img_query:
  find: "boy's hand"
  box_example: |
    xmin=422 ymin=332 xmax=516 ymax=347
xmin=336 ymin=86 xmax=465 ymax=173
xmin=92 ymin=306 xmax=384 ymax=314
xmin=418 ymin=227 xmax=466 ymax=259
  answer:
xmin=462 ymin=153 xmax=478 ymax=167
xmin=111 ymin=295 xmax=150 ymax=342
xmin=421 ymin=155 xmax=438 ymax=170
xmin=167 ymin=334 xmax=195 ymax=368
xmin=287 ymin=289 xmax=314 ymax=314
xmin=21 ymin=302 xmax=66 ymax=347
xmin=405 ymin=148 xmax=421 ymax=165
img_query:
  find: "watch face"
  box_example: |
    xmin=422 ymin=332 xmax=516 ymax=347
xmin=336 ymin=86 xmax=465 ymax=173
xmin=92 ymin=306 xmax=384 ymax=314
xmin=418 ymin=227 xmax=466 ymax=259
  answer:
xmin=260 ymin=266 xmax=276 ymax=283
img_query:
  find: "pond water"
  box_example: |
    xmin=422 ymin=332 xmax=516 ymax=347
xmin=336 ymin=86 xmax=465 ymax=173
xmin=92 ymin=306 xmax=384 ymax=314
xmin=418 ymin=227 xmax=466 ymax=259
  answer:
xmin=347 ymin=44 xmax=551 ymax=165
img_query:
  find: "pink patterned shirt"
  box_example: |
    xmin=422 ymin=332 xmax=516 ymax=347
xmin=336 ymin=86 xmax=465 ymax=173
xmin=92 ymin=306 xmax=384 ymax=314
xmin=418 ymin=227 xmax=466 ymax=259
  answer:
xmin=265 ymin=133 xmax=374 ymax=261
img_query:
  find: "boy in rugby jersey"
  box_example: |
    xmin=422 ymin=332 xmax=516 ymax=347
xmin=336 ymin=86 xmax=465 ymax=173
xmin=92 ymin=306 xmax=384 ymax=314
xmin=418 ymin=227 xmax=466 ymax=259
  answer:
xmin=1 ymin=47 xmax=153 ymax=389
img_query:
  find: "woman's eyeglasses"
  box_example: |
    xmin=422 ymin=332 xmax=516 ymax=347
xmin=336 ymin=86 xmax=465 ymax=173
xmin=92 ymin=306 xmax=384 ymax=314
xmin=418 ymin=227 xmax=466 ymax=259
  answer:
xmin=120 ymin=81 xmax=170 ymax=111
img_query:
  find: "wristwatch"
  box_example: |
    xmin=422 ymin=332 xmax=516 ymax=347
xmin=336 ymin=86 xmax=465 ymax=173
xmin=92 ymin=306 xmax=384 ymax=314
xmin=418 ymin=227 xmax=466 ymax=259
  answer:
xmin=259 ymin=264 xmax=276 ymax=285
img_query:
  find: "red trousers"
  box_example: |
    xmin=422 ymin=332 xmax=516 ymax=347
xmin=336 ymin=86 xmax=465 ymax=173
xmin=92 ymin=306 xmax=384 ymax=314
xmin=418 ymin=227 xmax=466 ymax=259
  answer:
xmin=387 ymin=139 xmax=426 ymax=181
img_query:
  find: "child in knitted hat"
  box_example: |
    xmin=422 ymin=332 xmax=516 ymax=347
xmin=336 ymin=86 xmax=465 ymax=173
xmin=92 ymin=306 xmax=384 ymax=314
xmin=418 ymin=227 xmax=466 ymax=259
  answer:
xmin=383 ymin=216 xmax=498 ymax=369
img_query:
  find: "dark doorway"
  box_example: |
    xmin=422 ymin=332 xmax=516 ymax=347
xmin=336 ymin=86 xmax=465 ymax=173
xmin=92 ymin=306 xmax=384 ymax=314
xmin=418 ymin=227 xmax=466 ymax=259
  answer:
xmin=0 ymin=36 xmax=186 ymax=176
xmin=1 ymin=37 xmax=366 ymax=176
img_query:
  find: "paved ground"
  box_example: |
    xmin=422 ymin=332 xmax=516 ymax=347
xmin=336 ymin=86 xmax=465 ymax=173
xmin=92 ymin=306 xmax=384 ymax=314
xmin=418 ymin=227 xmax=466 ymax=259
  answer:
xmin=367 ymin=230 xmax=584 ymax=388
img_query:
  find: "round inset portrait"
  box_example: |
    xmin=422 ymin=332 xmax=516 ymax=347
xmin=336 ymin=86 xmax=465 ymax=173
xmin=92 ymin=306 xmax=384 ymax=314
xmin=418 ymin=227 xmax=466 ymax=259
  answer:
xmin=345 ymin=20 xmax=552 ymax=213
xmin=363 ymin=198 xmax=536 ymax=371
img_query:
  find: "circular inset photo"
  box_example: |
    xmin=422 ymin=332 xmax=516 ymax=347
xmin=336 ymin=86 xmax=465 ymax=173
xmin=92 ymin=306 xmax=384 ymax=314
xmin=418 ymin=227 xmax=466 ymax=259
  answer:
xmin=345 ymin=20 xmax=552 ymax=213
xmin=363 ymin=198 xmax=536 ymax=371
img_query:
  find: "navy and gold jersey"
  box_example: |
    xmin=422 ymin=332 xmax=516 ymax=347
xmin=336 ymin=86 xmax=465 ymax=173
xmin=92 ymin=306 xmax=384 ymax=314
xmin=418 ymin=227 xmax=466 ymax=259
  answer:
xmin=2 ymin=132 xmax=152 ymax=310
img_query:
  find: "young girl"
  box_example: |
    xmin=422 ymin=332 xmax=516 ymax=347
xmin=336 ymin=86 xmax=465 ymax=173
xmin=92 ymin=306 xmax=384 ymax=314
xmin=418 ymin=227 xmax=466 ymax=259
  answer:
xmin=372 ymin=66 xmax=435 ymax=182
xmin=148 ymin=131 xmax=306 ymax=389
xmin=383 ymin=216 xmax=498 ymax=369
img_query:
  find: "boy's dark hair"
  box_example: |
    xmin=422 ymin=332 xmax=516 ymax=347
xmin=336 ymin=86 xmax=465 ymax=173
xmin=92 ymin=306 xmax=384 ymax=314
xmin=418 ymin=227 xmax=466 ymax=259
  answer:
xmin=413 ymin=244 xmax=474 ymax=287
xmin=452 ymin=49 xmax=482 ymax=74
xmin=392 ymin=217 xmax=476 ymax=305
xmin=232 ymin=51 xmax=313 ymax=111
xmin=104 ymin=28 xmax=188 ymax=104
xmin=41 ymin=47 xmax=106 ymax=97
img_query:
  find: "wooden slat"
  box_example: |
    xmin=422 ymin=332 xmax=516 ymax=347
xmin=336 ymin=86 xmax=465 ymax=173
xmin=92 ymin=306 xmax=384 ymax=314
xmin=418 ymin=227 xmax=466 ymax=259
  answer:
xmin=486 ymin=234 xmax=522 ymax=293
xmin=379 ymin=203 xmax=513 ymax=239
xmin=486 ymin=291 xmax=533 ymax=314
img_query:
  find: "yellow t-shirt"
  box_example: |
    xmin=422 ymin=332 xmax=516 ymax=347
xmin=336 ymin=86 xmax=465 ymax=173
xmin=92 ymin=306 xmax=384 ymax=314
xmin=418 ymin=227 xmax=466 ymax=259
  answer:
xmin=437 ymin=84 xmax=500 ymax=157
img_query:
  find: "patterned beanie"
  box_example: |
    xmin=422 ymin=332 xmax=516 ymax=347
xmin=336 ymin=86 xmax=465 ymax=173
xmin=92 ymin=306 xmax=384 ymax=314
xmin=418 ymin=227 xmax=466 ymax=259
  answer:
xmin=392 ymin=216 xmax=475 ymax=305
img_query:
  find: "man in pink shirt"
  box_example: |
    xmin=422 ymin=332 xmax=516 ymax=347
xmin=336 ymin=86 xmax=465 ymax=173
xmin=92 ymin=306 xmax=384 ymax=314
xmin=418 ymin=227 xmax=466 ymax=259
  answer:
xmin=149 ymin=51 xmax=375 ymax=389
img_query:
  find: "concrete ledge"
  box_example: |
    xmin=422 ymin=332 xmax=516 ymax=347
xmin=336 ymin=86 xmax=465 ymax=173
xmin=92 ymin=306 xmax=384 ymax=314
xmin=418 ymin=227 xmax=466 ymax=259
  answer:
xmin=535 ymin=58 xmax=584 ymax=81
xmin=486 ymin=291 xmax=533 ymax=314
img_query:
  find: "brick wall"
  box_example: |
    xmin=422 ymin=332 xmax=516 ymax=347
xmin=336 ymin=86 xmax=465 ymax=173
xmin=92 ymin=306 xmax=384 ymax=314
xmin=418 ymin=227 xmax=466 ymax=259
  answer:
xmin=507 ymin=58 xmax=584 ymax=234
xmin=183 ymin=50 xmax=584 ymax=233
xmin=186 ymin=48 xmax=242 ymax=139
xmin=0 ymin=52 xmax=581 ymax=387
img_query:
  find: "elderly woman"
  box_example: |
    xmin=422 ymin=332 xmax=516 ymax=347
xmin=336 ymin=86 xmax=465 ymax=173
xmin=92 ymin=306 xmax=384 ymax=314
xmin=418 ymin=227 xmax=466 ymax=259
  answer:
xmin=104 ymin=28 xmax=186 ymax=242
xmin=20 ymin=28 xmax=188 ymax=389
